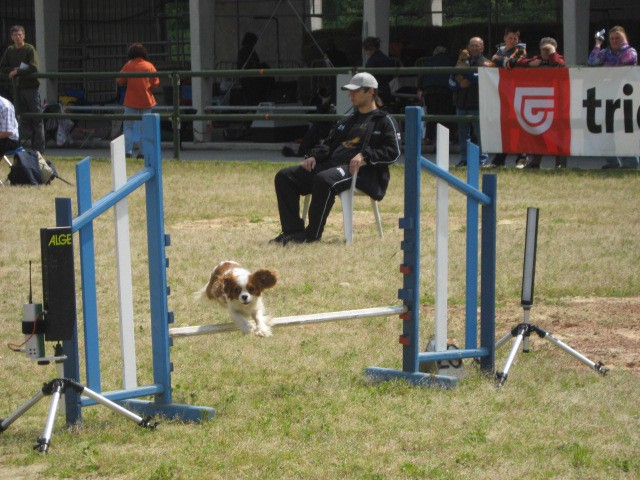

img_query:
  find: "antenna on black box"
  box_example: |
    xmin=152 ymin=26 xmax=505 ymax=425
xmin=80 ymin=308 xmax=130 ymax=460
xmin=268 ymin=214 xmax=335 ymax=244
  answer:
xmin=28 ymin=260 xmax=33 ymax=304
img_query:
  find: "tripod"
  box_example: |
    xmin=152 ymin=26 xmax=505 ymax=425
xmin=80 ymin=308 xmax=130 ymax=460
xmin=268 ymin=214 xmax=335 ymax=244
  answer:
xmin=494 ymin=208 xmax=608 ymax=388
xmin=1 ymin=375 xmax=157 ymax=453
xmin=495 ymin=309 xmax=608 ymax=387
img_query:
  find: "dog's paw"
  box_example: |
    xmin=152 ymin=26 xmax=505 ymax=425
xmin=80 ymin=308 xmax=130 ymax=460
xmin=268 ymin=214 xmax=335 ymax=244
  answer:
xmin=254 ymin=327 xmax=273 ymax=337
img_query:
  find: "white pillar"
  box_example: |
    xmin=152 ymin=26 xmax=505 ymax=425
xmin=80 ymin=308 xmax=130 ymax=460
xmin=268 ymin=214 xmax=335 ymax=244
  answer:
xmin=310 ymin=0 xmax=323 ymax=31
xmin=362 ymin=0 xmax=390 ymax=56
xmin=429 ymin=0 xmax=443 ymax=27
xmin=189 ymin=0 xmax=216 ymax=142
xmin=34 ymin=0 xmax=60 ymax=105
xmin=563 ymin=0 xmax=590 ymax=65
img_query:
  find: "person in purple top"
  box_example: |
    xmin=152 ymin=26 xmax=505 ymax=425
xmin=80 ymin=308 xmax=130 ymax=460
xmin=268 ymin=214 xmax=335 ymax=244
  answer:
xmin=588 ymin=25 xmax=639 ymax=169
xmin=588 ymin=25 xmax=638 ymax=66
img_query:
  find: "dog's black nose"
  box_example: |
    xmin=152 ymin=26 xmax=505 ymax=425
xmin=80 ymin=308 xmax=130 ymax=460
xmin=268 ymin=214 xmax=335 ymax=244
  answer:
xmin=241 ymin=294 xmax=249 ymax=302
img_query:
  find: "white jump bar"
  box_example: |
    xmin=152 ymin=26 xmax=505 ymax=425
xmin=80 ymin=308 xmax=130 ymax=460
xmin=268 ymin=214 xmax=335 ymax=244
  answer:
xmin=169 ymin=305 xmax=408 ymax=338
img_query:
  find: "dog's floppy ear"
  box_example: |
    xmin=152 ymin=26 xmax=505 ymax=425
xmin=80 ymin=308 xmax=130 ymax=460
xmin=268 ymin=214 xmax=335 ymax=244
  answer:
xmin=253 ymin=269 xmax=277 ymax=290
xmin=222 ymin=274 xmax=239 ymax=297
xmin=210 ymin=278 xmax=225 ymax=299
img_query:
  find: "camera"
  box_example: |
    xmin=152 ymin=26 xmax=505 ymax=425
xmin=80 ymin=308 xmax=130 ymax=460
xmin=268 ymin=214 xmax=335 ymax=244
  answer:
xmin=594 ymin=29 xmax=606 ymax=42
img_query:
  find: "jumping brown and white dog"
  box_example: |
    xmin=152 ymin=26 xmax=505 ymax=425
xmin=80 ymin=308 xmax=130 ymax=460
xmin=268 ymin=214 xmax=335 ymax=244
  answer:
xmin=198 ymin=261 xmax=278 ymax=336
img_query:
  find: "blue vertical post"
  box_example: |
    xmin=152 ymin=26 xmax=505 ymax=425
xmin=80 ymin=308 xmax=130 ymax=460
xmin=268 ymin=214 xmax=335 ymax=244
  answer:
xmin=465 ymin=142 xmax=480 ymax=350
xmin=56 ymin=197 xmax=82 ymax=425
xmin=480 ymin=174 xmax=497 ymax=372
xmin=76 ymin=159 xmax=102 ymax=391
xmin=142 ymin=114 xmax=173 ymax=405
xmin=400 ymin=106 xmax=422 ymax=373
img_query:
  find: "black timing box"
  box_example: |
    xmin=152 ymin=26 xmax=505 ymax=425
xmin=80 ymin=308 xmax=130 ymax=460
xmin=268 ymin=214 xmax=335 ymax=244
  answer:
xmin=40 ymin=227 xmax=77 ymax=341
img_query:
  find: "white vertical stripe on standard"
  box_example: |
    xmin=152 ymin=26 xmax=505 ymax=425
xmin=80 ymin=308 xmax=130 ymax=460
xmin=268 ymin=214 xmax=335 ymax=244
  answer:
xmin=478 ymin=68 xmax=503 ymax=154
xmin=435 ymin=124 xmax=449 ymax=352
xmin=111 ymin=136 xmax=138 ymax=389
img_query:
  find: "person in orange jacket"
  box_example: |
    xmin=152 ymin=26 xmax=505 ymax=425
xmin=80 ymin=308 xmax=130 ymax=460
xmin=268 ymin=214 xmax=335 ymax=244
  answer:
xmin=117 ymin=43 xmax=159 ymax=158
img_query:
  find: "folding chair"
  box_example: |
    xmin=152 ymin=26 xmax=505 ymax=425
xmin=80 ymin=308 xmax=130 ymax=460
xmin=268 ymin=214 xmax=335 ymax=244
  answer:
xmin=74 ymin=125 xmax=98 ymax=148
xmin=301 ymin=171 xmax=383 ymax=245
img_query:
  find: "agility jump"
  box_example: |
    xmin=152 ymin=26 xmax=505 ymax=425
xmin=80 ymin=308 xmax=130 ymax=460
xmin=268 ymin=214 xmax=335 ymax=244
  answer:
xmin=52 ymin=114 xmax=214 ymax=425
xmin=172 ymin=106 xmax=498 ymax=388
xmin=44 ymin=106 xmax=497 ymax=429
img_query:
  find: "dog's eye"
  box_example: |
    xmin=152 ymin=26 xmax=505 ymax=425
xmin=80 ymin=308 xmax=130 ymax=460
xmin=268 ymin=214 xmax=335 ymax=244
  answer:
xmin=247 ymin=286 xmax=256 ymax=294
xmin=234 ymin=287 xmax=241 ymax=295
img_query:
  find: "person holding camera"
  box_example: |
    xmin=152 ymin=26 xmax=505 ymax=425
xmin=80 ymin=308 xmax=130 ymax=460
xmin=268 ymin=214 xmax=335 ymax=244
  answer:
xmin=484 ymin=27 xmax=528 ymax=168
xmin=588 ymin=25 xmax=637 ymax=67
xmin=588 ymin=26 xmax=638 ymax=169
xmin=518 ymin=37 xmax=567 ymax=169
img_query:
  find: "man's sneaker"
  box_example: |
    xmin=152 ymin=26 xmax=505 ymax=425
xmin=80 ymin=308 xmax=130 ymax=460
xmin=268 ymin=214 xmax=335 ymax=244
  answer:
xmin=515 ymin=155 xmax=528 ymax=168
xmin=283 ymin=231 xmax=317 ymax=245
xmin=269 ymin=232 xmax=289 ymax=244
xmin=482 ymin=162 xmax=502 ymax=169
xmin=522 ymin=162 xmax=540 ymax=169
xmin=455 ymin=161 xmax=467 ymax=168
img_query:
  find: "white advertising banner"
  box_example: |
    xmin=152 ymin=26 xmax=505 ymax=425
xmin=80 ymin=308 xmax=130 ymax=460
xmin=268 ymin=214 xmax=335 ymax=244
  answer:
xmin=479 ymin=67 xmax=640 ymax=156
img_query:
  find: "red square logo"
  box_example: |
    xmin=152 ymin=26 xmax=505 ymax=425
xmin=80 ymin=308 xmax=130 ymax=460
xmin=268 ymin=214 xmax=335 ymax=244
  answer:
xmin=498 ymin=69 xmax=571 ymax=155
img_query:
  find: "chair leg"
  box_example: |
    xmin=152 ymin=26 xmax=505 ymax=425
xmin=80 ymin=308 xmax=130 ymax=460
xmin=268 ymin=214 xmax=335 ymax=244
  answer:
xmin=78 ymin=129 xmax=96 ymax=149
xmin=340 ymin=190 xmax=354 ymax=244
xmin=301 ymin=195 xmax=311 ymax=225
xmin=370 ymin=199 xmax=384 ymax=238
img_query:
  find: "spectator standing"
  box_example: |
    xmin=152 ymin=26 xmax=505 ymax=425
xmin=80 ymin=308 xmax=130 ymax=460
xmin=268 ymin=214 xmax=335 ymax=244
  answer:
xmin=484 ymin=27 xmax=528 ymax=168
xmin=117 ymin=43 xmax=159 ymax=159
xmin=518 ymin=37 xmax=567 ymax=169
xmin=0 ymin=94 xmax=20 ymax=155
xmin=271 ymin=73 xmax=401 ymax=245
xmin=0 ymin=25 xmax=45 ymax=153
xmin=237 ymin=32 xmax=264 ymax=105
xmin=588 ymin=26 xmax=639 ymax=169
xmin=448 ymin=37 xmax=492 ymax=167
xmin=362 ymin=37 xmax=396 ymax=108
xmin=417 ymin=46 xmax=456 ymax=145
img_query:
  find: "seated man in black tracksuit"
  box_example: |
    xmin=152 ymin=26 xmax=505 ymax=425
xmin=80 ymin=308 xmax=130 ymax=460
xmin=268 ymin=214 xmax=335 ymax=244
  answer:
xmin=272 ymin=73 xmax=402 ymax=245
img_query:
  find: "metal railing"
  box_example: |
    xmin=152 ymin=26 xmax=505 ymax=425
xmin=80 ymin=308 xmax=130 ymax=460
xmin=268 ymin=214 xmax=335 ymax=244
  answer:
xmin=15 ymin=66 xmax=479 ymax=160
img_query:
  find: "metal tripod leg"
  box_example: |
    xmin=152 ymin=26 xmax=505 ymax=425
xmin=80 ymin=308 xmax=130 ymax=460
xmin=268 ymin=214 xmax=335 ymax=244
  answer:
xmin=539 ymin=328 xmax=609 ymax=375
xmin=0 ymin=390 xmax=46 ymax=433
xmin=35 ymin=380 xmax=64 ymax=453
xmin=2 ymin=378 xmax=157 ymax=454
xmin=80 ymin=383 xmax=156 ymax=426
xmin=495 ymin=324 xmax=527 ymax=388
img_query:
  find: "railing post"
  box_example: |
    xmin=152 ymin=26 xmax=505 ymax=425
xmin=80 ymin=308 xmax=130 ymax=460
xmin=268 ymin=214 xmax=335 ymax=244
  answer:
xmin=172 ymin=72 xmax=181 ymax=161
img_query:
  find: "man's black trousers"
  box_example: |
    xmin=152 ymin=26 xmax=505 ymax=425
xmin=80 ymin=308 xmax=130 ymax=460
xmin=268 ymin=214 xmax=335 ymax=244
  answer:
xmin=274 ymin=163 xmax=354 ymax=240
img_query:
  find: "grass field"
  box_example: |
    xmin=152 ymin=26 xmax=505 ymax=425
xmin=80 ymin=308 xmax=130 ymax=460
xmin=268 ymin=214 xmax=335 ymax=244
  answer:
xmin=0 ymin=157 xmax=639 ymax=479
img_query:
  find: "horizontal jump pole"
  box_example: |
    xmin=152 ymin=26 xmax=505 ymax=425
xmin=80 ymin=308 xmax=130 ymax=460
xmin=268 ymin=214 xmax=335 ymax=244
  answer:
xmin=420 ymin=156 xmax=492 ymax=206
xmin=169 ymin=305 xmax=408 ymax=338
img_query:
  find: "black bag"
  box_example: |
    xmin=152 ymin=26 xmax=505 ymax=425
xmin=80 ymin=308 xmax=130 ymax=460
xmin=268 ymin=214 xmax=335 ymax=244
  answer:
xmin=7 ymin=149 xmax=59 ymax=186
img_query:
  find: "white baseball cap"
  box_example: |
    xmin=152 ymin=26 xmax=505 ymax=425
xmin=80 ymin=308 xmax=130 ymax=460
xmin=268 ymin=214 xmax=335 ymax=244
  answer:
xmin=341 ymin=72 xmax=378 ymax=90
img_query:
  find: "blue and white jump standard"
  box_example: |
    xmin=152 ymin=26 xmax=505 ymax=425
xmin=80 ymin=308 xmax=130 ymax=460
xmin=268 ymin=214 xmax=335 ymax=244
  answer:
xmin=365 ymin=106 xmax=497 ymax=387
xmin=55 ymin=114 xmax=214 ymax=425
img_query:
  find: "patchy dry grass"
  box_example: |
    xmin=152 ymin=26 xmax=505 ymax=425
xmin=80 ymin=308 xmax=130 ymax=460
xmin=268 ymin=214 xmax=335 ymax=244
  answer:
xmin=0 ymin=157 xmax=638 ymax=479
